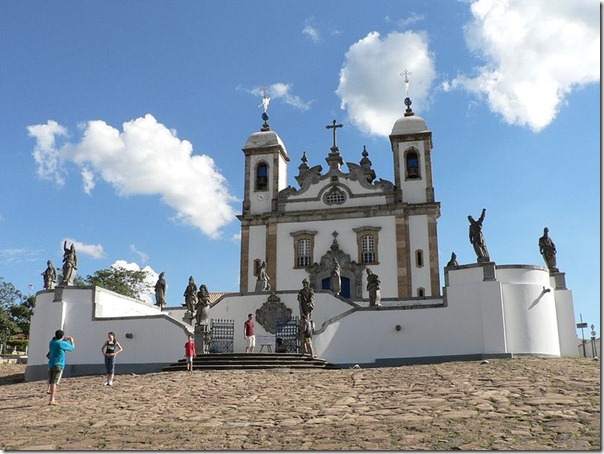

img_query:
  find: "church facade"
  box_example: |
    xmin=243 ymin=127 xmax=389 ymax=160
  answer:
xmin=25 ymin=99 xmax=579 ymax=381
xmin=239 ymin=105 xmax=440 ymax=301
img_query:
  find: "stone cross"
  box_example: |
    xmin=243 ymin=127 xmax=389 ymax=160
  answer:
xmin=326 ymin=120 xmax=343 ymax=149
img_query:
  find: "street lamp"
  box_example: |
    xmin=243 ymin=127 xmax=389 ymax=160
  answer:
xmin=590 ymin=324 xmax=597 ymax=359
xmin=577 ymin=314 xmax=588 ymax=357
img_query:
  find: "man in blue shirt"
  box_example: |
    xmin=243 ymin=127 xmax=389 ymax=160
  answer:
xmin=48 ymin=329 xmax=75 ymax=406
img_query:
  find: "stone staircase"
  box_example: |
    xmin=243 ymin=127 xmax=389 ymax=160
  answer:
xmin=162 ymin=352 xmax=336 ymax=371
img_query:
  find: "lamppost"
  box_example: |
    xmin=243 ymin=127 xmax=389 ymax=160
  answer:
xmin=577 ymin=314 xmax=588 ymax=357
xmin=590 ymin=324 xmax=597 ymax=359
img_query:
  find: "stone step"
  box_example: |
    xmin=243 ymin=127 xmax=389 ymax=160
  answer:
xmin=162 ymin=353 xmax=336 ymax=371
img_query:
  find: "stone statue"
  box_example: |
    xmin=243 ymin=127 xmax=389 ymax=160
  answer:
xmin=446 ymin=252 xmax=459 ymax=268
xmin=539 ymin=227 xmax=559 ymax=273
xmin=195 ymin=284 xmax=211 ymax=326
xmin=183 ymin=276 xmax=198 ymax=315
xmin=42 ymin=260 xmax=57 ymax=290
xmin=330 ymin=258 xmax=341 ymax=295
xmin=61 ymin=241 xmax=78 ymax=286
xmin=154 ymin=272 xmax=167 ymax=310
xmin=468 ymin=209 xmax=490 ymax=262
xmin=366 ymin=268 xmax=381 ymax=307
xmin=297 ymin=278 xmax=315 ymax=318
xmin=254 ymin=260 xmax=271 ymax=292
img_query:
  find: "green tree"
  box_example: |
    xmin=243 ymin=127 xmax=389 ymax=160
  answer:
xmin=0 ymin=277 xmax=25 ymax=351
xmin=84 ymin=267 xmax=151 ymax=300
xmin=9 ymin=295 xmax=35 ymax=334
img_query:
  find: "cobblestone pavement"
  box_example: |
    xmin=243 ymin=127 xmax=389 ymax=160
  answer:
xmin=0 ymin=357 xmax=600 ymax=450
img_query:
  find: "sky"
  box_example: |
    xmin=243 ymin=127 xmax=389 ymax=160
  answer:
xmin=0 ymin=1 xmax=600 ymax=338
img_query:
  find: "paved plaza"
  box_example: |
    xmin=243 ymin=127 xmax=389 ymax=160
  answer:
xmin=0 ymin=357 xmax=600 ymax=450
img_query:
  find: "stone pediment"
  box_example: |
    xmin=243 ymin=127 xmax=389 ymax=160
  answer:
xmin=279 ymin=146 xmax=394 ymax=208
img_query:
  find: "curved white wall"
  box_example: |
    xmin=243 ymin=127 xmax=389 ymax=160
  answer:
xmin=498 ymin=267 xmax=561 ymax=356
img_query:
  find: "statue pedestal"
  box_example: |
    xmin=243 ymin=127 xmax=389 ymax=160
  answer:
xmin=480 ymin=261 xmax=496 ymax=281
xmin=183 ymin=312 xmax=194 ymax=325
xmin=551 ymin=272 xmax=566 ymax=290
xmin=194 ymin=324 xmax=210 ymax=355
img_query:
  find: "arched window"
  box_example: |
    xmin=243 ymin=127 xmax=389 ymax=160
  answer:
xmin=255 ymin=163 xmax=268 ymax=191
xmin=405 ymin=150 xmax=420 ymax=179
xmin=415 ymin=249 xmax=424 ymax=268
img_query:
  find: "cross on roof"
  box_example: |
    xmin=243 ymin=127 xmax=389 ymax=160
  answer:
xmin=326 ymin=120 xmax=343 ymax=150
xmin=400 ymin=69 xmax=412 ymax=97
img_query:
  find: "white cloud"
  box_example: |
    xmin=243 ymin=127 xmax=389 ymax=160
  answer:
xmin=129 ymin=244 xmax=149 ymax=264
xmin=27 ymin=120 xmax=69 ymax=185
xmin=62 ymin=238 xmax=105 ymax=259
xmin=303 ymin=25 xmax=321 ymax=44
xmin=247 ymin=83 xmax=313 ymax=112
xmin=336 ymin=31 xmax=436 ymax=137
xmin=0 ymin=248 xmax=40 ymax=264
xmin=448 ymin=0 xmax=599 ymax=131
xmin=29 ymin=114 xmax=238 ymax=238
xmin=386 ymin=13 xmax=426 ymax=28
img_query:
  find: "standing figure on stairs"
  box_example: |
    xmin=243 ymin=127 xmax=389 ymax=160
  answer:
xmin=184 ymin=334 xmax=195 ymax=373
xmin=154 ymin=272 xmax=167 ymax=310
xmin=254 ymin=260 xmax=271 ymax=292
xmin=183 ymin=276 xmax=198 ymax=316
xmin=298 ymin=278 xmax=315 ymax=319
xmin=330 ymin=258 xmax=341 ymax=295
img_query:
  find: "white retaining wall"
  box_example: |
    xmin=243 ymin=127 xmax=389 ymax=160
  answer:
xmin=25 ymin=263 xmax=577 ymax=381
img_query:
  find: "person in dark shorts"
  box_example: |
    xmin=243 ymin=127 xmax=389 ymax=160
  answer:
xmin=101 ymin=332 xmax=123 ymax=386
xmin=47 ymin=329 xmax=75 ymax=406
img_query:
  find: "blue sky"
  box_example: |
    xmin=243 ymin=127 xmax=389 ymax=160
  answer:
xmin=0 ymin=1 xmax=600 ymax=337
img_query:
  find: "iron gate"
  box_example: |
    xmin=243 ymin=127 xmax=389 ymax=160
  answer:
xmin=275 ymin=315 xmax=300 ymax=353
xmin=209 ymin=318 xmax=234 ymax=353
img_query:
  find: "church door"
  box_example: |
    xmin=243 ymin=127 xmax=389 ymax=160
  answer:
xmin=321 ymin=276 xmax=351 ymax=299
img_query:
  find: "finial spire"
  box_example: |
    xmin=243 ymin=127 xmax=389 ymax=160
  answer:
xmin=400 ymin=69 xmax=414 ymax=117
xmin=258 ymin=85 xmax=271 ymax=131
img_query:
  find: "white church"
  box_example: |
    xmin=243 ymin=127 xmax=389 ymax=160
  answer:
xmin=25 ymin=96 xmax=578 ymax=381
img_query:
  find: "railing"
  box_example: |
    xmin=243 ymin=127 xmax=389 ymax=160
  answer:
xmin=209 ymin=319 xmax=234 ymax=353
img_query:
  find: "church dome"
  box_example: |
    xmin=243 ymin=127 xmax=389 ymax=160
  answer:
xmin=242 ymin=129 xmax=287 ymax=151
xmin=390 ymin=114 xmax=429 ymax=136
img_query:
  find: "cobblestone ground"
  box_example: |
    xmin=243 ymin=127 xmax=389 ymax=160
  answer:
xmin=0 ymin=357 xmax=600 ymax=450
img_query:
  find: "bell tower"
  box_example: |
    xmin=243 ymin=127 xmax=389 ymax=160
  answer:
xmin=239 ymin=92 xmax=290 ymax=292
xmin=241 ymin=93 xmax=290 ymax=216
xmin=389 ymin=70 xmax=440 ymax=297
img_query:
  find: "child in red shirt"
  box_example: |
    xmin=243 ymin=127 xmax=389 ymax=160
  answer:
xmin=184 ymin=335 xmax=195 ymax=372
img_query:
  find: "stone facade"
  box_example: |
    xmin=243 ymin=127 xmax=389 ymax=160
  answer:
xmin=239 ymin=110 xmax=441 ymax=300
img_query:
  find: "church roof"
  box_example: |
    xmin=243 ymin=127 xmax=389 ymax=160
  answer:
xmin=242 ymin=129 xmax=287 ymax=151
xmin=390 ymin=114 xmax=429 ymax=136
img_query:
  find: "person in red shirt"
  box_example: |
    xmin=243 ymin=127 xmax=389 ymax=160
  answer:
xmin=184 ymin=335 xmax=195 ymax=372
xmin=243 ymin=314 xmax=255 ymax=353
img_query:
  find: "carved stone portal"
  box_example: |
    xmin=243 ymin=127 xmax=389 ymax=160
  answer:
xmin=255 ymin=293 xmax=293 ymax=334
xmin=306 ymin=232 xmax=365 ymax=299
